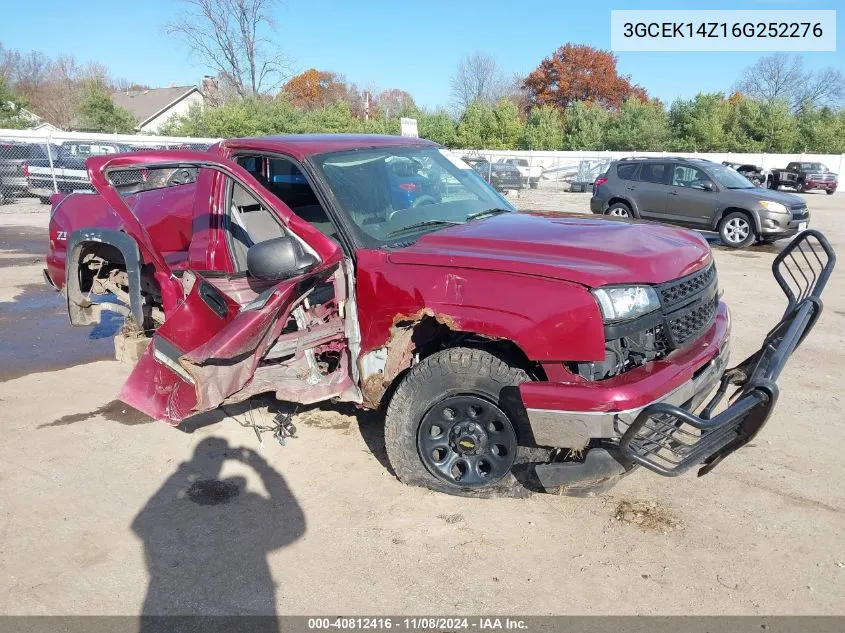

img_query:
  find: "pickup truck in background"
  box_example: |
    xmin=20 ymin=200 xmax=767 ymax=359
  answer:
xmin=462 ymin=156 xmax=523 ymax=191
xmin=496 ymin=158 xmax=542 ymax=188
xmin=44 ymin=135 xmax=835 ymax=498
xmin=768 ymin=161 xmax=838 ymax=195
xmin=26 ymin=141 xmax=133 ymax=202
xmin=0 ymin=141 xmax=60 ymax=203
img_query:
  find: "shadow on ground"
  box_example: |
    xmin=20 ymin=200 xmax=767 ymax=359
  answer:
xmin=133 ymin=437 xmax=305 ymax=630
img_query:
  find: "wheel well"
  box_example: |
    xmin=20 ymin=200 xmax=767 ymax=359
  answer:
xmin=67 ymin=232 xmax=162 ymax=331
xmin=76 ymin=242 xmax=126 ymax=294
xmin=365 ymin=315 xmax=545 ymax=411
xmin=607 ymin=197 xmax=633 ymax=214
xmin=718 ymin=207 xmax=757 ymax=233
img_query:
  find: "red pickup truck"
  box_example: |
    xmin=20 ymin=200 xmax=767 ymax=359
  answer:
xmin=45 ymin=135 xmax=835 ymax=497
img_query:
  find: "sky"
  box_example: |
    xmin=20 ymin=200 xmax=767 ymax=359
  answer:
xmin=1 ymin=0 xmax=843 ymax=109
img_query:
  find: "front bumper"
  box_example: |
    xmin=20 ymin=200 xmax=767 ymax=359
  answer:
xmin=522 ymin=302 xmax=731 ymax=449
xmin=758 ymin=211 xmax=810 ymax=236
xmin=804 ymin=180 xmax=837 ymax=191
xmin=523 ymin=230 xmax=835 ymax=484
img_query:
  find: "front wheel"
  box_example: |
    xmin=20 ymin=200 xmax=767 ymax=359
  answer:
xmin=796 ymin=181 xmax=805 ymax=193
xmin=718 ymin=211 xmax=756 ymax=248
xmin=826 ymin=189 xmax=836 ymax=196
xmin=384 ymin=348 xmax=535 ymax=497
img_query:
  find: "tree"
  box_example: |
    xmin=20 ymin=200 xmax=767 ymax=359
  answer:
xmin=450 ymin=52 xmax=505 ymax=112
xmin=0 ymin=77 xmax=29 ymax=128
xmin=489 ymin=98 xmax=522 ymax=148
xmin=604 ymin=98 xmax=670 ymax=151
xmin=669 ymin=93 xmax=731 ymax=151
xmin=378 ymin=88 xmax=415 ymax=118
xmin=282 ymin=69 xmax=347 ymax=110
xmin=796 ymin=107 xmax=845 ymax=153
xmin=299 ymin=100 xmax=357 ymax=133
xmin=522 ymin=105 xmax=564 ymax=150
xmin=563 ymin=101 xmax=609 ymax=150
xmin=78 ymin=83 xmax=136 ymax=132
xmin=455 ymin=101 xmax=490 ymax=149
xmin=417 ymin=109 xmax=457 ymax=147
xmin=524 ymin=44 xmax=647 ymax=111
xmin=167 ymin=0 xmax=289 ymax=98
xmin=734 ymin=53 xmax=845 ymax=112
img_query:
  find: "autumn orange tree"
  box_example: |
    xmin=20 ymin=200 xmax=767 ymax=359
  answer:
xmin=282 ymin=69 xmax=347 ymax=110
xmin=523 ymin=44 xmax=647 ymax=111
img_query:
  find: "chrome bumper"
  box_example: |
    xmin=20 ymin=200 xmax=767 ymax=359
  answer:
xmin=525 ymin=343 xmax=730 ymax=449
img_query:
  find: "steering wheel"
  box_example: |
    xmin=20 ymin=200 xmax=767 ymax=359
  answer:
xmin=387 ymin=195 xmax=437 ymax=222
xmin=167 ymin=168 xmax=196 ymax=186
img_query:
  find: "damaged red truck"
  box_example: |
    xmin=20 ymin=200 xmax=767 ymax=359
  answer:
xmin=45 ymin=135 xmax=835 ymax=497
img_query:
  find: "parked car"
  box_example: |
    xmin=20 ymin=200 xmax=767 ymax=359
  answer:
xmin=462 ymin=156 xmax=523 ymax=191
xmin=0 ymin=141 xmax=60 ymax=201
xmin=591 ymin=157 xmax=810 ymax=248
xmin=45 ymin=136 xmax=834 ymax=497
xmin=26 ymin=141 xmax=134 ymax=202
xmin=722 ymin=161 xmax=766 ymax=187
xmin=768 ymin=161 xmax=838 ymax=194
xmin=496 ymin=158 xmax=541 ymax=188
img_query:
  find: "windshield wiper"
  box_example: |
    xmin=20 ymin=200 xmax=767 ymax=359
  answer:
xmin=465 ymin=207 xmax=512 ymax=221
xmin=386 ymin=219 xmax=464 ymax=237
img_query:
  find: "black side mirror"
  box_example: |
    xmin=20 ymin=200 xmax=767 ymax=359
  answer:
xmin=698 ymin=182 xmax=715 ymax=192
xmin=246 ymin=236 xmax=317 ymax=281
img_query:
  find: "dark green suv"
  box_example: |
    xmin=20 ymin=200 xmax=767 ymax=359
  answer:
xmin=590 ymin=157 xmax=810 ymax=248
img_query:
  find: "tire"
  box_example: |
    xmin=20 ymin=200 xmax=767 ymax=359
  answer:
xmin=384 ymin=347 xmax=541 ymax=498
xmin=796 ymin=181 xmax=805 ymax=193
xmin=826 ymin=189 xmax=835 ymax=196
xmin=39 ymin=196 xmax=51 ymax=205
xmin=768 ymin=179 xmax=778 ymax=190
xmin=718 ymin=211 xmax=756 ymax=248
xmin=605 ymin=201 xmax=632 ymax=218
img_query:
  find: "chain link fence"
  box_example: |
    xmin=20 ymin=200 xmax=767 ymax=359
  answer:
xmin=0 ymin=129 xmax=219 ymax=206
xmin=2 ymin=128 xmax=843 ymax=208
xmin=455 ymin=149 xmax=845 ymax=197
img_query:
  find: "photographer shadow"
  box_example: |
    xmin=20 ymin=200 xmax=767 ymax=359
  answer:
xmin=132 ymin=437 xmax=304 ymax=630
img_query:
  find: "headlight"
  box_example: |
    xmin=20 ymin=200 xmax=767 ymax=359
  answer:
xmin=592 ymin=286 xmax=660 ymax=321
xmin=760 ymin=200 xmax=788 ymax=214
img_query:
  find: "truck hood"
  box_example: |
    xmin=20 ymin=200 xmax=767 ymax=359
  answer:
xmin=389 ymin=212 xmax=712 ymax=287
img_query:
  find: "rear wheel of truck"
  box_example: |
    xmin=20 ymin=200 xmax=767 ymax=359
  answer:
xmin=605 ymin=202 xmax=631 ymax=218
xmin=826 ymin=189 xmax=835 ymax=195
xmin=718 ymin=211 xmax=756 ymax=248
xmin=796 ymin=181 xmax=805 ymax=193
xmin=384 ymin=347 xmax=534 ymax=498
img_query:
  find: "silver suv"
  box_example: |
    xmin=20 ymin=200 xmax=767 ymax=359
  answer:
xmin=590 ymin=158 xmax=810 ymax=248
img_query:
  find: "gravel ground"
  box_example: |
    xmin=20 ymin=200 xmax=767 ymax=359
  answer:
xmin=0 ymin=189 xmax=844 ymax=616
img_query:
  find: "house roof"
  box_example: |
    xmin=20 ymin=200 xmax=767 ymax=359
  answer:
xmin=111 ymin=86 xmax=200 ymax=127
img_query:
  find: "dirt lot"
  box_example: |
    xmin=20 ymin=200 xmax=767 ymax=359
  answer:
xmin=1 ymin=191 xmax=844 ymax=616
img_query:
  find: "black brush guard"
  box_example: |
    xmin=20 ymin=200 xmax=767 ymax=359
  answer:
xmin=619 ymin=230 xmax=836 ymax=477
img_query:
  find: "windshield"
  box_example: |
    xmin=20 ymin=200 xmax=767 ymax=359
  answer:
xmin=311 ymin=146 xmax=516 ymax=247
xmin=705 ymin=163 xmax=755 ymax=189
xmin=801 ymin=163 xmax=827 ymax=172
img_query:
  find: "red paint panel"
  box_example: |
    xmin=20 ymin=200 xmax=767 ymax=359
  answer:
xmin=355 ymin=249 xmax=607 ymax=362
xmin=390 ymin=212 xmax=712 ymax=287
xmin=519 ymin=303 xmax=730 ymax=413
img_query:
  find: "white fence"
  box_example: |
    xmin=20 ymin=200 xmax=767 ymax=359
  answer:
xmin=1 ymin=128 xmax=842 ymax=202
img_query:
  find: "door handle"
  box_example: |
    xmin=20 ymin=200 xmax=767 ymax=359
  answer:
xmin=198 ymin=281 xmax=229 ymax=319
xmin=626 ymin=186 xmax=636 ymax=191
